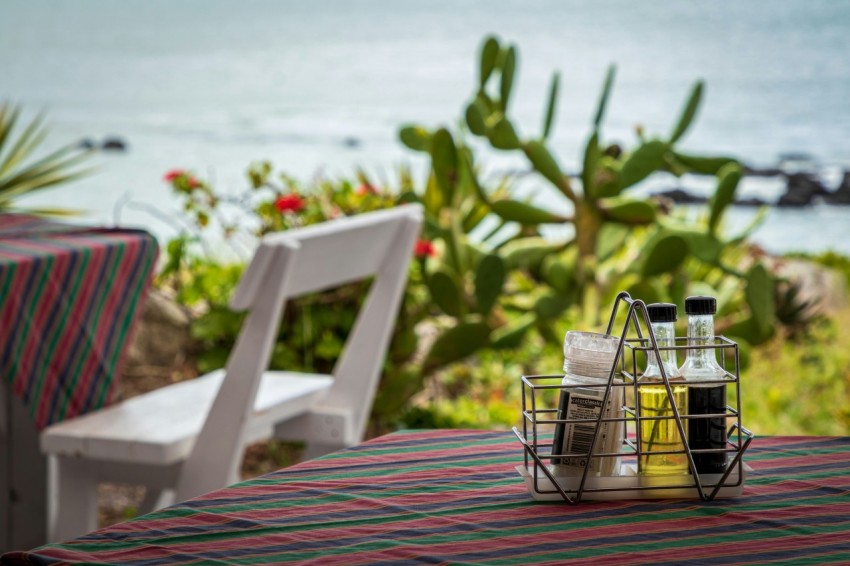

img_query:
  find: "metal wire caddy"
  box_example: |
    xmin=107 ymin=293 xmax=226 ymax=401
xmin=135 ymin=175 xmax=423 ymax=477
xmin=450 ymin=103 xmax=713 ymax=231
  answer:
xmin=512 ymin=291 xmax=755 ymax=503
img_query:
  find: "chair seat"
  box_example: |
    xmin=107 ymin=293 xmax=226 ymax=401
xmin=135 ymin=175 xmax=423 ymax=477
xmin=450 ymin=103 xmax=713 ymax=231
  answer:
xmin=41 ymin=371 xmax=333 ymax=466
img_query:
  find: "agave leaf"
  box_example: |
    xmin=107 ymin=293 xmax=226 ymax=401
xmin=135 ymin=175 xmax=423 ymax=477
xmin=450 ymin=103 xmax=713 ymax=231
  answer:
xmin=0 ymin=145 xmax=87 ymax=190
xmin=0 ymin=167 xmax=93 ymax=199
xmin=9 ymin=206 xmax=83 ymax=217
xmin=593 ymin=65 xmax=616 ymax=128
xmin=0 ymin=104 xmax=22 ymax=161
xmin=0 ymin=113 xmax=49 ymax=177
xmin=541 ymin=72 xmax=560 ymax=140
xmin=670 ymin=80 xmax=704 ymax=143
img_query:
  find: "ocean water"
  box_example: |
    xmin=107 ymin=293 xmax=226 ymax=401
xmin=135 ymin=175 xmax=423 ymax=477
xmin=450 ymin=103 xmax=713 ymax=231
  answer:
xmin=1 ymin=0 xmax=849 ymax=253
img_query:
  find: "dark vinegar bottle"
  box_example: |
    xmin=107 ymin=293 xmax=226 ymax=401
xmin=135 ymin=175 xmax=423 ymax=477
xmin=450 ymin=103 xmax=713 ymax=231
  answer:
xmin=680 ymin=296 xmax=728 ymax=475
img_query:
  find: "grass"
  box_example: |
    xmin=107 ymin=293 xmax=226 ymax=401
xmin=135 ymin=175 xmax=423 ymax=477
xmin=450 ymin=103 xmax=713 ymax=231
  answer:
xmin=739 ymin=306 xmax=850 ymax=436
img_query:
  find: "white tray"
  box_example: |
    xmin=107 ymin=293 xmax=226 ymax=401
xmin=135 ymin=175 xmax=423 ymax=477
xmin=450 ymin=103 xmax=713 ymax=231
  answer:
xmin=516 ymin=462 xmax=751 ymax=501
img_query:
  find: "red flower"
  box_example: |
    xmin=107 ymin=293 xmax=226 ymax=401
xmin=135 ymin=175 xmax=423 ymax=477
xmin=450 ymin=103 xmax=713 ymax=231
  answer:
xmin=414 ymin=239 xmax=436 ymax=259
xmin=163 ymin=169 xmax=185 ymax=182
xmin=356 ymin=183 xmax=377 ymax=196
xmin=275 ymin=194 xmax=306 ymax=213
xmin=186 ymin=176 xmax=201 ymax=189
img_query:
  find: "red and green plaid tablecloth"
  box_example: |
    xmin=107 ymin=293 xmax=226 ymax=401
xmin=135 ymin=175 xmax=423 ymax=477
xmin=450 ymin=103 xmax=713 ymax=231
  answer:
xmin=4 ymin=430 xmax=850 ymax=565
xmin=0 ymin=215 xmax=158 ymax=430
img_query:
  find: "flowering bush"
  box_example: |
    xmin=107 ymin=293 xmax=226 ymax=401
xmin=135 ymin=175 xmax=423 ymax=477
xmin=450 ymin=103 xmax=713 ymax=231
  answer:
xmin=158 ymin=163 xmax=438 ymax=430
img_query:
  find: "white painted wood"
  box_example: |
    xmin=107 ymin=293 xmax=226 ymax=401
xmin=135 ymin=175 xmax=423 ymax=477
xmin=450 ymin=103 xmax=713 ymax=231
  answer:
xmin=41 ymin=205 xmax=423 ymax=541
xmin=42 ymin=371 xmax=333 ymax=465
xmin=50 ymin=457 xmax=97 ymax=542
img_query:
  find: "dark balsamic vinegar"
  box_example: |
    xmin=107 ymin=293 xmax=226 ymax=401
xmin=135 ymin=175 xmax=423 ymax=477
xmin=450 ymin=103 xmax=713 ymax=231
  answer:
xmin=687 ymin=384 xmax=727 ymax=474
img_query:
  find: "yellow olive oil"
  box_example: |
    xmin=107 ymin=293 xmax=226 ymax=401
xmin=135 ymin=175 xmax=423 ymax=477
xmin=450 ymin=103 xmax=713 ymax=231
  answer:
xmin=638 ymin=383 xmax=689 ymax=476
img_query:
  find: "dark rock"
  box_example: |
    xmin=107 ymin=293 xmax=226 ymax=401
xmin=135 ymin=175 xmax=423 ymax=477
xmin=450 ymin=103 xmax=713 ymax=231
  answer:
xmin=777 ymin=173 xmax=828 ymax=207
xmin=77 ymin=138 xmax=96 ymax=150
xmin=342 ymin=137 xmax=361 ymax=148
xmin=652 ymin=188 xmax=707 ymax=204
xmin=102 ymin=137 xmax=127 ymax=151
xmin=743 ymin=165 xmax=783 ymax=177
xmin=734 ymin=197 xmax=768 ymax=207
xmin=824 ymin=171 xmax=850 ymax=205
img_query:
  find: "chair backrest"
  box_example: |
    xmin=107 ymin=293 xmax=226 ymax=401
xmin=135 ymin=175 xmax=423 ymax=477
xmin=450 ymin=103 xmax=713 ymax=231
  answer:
xmin=175 ymin=204 xmax=423 ymax=500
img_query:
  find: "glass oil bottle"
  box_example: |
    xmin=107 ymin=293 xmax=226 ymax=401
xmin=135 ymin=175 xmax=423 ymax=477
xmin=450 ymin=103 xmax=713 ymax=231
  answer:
xmin=679 ymin=296 xmax=728 ymax=475
xmin=638 ymin=303 xmax=689 ymax=476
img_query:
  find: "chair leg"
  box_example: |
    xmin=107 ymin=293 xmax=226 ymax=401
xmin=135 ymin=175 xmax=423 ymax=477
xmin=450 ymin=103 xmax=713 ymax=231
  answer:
xmin=49 ymin=456 xmax=98 ymax=542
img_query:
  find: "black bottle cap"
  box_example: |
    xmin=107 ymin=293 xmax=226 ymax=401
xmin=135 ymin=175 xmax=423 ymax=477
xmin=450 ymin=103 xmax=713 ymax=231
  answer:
xmin=685 ymin=296 xmax=717 ymax=315
xmin=647 ymin=302 xmax=677 ymax=323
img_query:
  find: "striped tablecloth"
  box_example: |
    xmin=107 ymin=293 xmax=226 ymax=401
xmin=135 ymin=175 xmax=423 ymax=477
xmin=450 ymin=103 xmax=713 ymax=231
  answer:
xmin=0 ymin=215 xmax=158 ymax=430
xmin=4 ymin=430 xmax=850 ymax=565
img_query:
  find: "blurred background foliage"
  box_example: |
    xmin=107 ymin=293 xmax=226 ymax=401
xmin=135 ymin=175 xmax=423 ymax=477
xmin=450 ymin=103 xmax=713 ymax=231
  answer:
xmin=155 ymin=36 xmax=847 ymax=437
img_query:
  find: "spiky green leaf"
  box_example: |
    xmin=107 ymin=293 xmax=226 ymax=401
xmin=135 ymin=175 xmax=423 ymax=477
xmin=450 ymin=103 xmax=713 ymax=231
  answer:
xmin=594 ymin=65 xmax=616 ymax=128
xmin=542 ymin=72 xmax=560 ymax=140
xmin=708 ymin=162 xmax=742 ymax=234
xmin=670 ymin=80 xmax=704 ymax=143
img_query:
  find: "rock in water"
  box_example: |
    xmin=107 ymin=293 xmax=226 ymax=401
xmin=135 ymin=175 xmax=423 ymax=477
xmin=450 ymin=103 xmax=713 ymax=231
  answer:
xmin=652 ymin=188 xmax=707 ymax=204
xmin=825 ymin=171 xmax=850 ymax=205
xmin=102 ymin=137 xmax=128 ymax=151
xmin=777 ymin=173 xmax=828 ymax=207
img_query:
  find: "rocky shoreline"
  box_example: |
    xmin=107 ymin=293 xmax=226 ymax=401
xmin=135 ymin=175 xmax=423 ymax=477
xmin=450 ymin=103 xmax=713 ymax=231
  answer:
xmin=654 ymin=166 xmax=850 ymax=208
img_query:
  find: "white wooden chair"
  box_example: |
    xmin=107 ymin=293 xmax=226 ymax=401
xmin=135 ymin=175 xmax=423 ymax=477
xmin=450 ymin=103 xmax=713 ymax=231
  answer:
xmin=41 ymin=204 xmax=423 ymax=541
